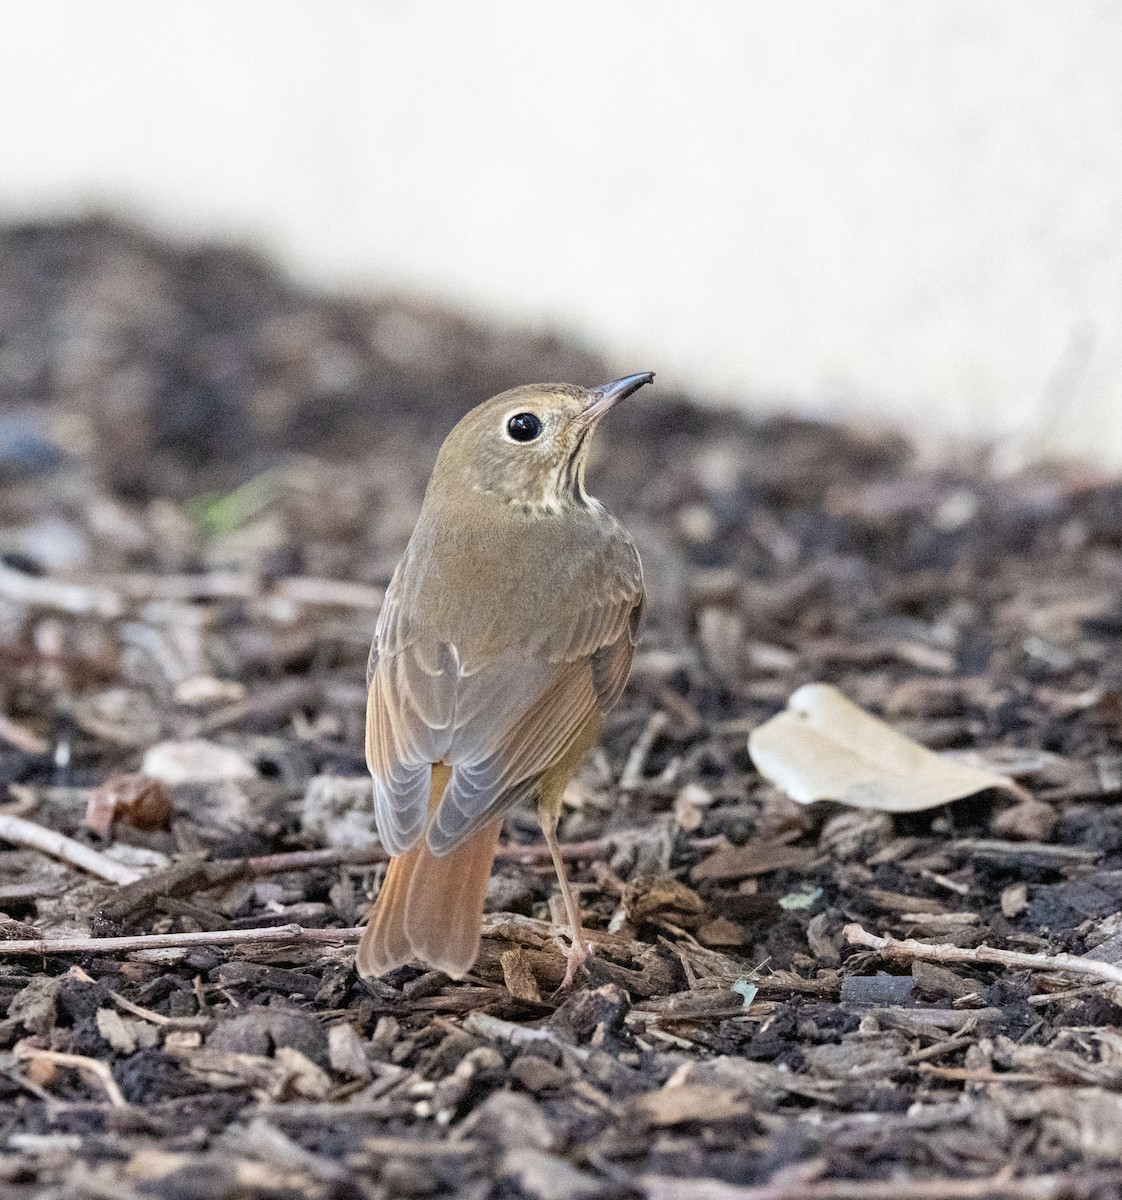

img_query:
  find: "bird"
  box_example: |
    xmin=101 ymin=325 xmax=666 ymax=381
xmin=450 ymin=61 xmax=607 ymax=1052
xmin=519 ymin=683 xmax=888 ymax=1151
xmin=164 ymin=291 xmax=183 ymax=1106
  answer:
xmin=356 ymin=372 xmax=653 ymax=988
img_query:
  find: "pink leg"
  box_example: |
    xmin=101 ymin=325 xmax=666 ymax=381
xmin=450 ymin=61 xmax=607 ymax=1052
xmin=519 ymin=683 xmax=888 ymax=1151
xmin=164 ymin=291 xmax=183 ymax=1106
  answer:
xmin=538 ymin=801 xmax=591 ymax=989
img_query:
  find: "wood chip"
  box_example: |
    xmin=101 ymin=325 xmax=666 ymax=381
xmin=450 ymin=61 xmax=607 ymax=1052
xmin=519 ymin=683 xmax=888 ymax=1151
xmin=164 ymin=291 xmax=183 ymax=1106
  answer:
xmin=500 ymin=947 xmax=544 ymax=1004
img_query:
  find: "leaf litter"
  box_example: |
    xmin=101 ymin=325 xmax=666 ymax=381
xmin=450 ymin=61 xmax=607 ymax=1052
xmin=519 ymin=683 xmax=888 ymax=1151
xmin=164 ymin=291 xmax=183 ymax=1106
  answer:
xmin=1 ymin=219 xmax=1122 ymax=1198
xmin=749 ymin=682 xmax=1030 ymax=812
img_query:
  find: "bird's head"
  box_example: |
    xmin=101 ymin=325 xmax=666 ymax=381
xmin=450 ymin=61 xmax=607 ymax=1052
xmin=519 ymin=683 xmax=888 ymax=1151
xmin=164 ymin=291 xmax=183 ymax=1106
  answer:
xmin=430 ymin=372 xmax=654 ymax=514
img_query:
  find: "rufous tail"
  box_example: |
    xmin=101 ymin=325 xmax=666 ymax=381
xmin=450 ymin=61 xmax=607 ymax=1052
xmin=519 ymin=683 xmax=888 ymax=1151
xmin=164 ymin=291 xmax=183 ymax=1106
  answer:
xmin=356 ymin=764 xmax=501 ymax=979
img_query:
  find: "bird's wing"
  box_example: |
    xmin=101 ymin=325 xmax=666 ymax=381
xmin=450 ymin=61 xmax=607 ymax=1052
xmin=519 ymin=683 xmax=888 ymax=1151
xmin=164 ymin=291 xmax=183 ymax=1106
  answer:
xmin=366 ymin=562 xmax=447 ymax=854
xmin=366 ymin=638 xmax=454 ymax=854
xmin=367 ymin=637 xmax=555 ymax=854
xmin=429 ymin=547 xmax=643 ymax=854
xmin=368 ymin=538 xmax=643 ymax=857
xmin=590 ymin=593 xmax=644 ymax=712
xmin=367 ymin=560 xmax=559 ymax=853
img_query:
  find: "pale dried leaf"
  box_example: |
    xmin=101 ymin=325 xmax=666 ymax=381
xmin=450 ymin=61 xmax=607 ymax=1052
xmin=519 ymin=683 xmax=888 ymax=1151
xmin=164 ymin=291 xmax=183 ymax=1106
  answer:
xmin=748 ymin=684 xmax=1028 ymax=813
xmin=501 ymin=1148 xmax=606 ymax=1200
xmin=84 ymin=773 xmax=172 ymax=838
xmin=697 ymin=917 xmax=745 ymax=947
xmin=673 ymin=782 xmax=714 ymax=832
xmin=628 ymin=1083 xmax=752 ymax=1128
xmin=96 ymin=1007 xmax=138 ymax=1055
xmin=272 ymin=1047 xmax=331 ymax=1100
xmin=327 ymin=1023 xmax=371 ymax=1080
xmin=141 ymin=739 xmax=256 ymax=786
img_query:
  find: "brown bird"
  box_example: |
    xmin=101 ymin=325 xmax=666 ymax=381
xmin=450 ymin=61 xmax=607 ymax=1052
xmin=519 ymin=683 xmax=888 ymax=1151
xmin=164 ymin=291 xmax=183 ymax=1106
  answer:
xmin=357 ymin=372 xmax=652 ymax=986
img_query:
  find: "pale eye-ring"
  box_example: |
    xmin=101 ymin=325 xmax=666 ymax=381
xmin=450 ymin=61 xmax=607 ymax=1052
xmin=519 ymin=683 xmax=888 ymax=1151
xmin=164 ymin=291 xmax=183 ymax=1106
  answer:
xmin=506 ymin=412 xmax=542 ymax=442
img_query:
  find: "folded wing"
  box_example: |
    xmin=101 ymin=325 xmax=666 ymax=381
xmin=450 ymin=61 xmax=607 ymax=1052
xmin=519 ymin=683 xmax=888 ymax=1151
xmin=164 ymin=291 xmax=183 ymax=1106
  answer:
xmin=366 ymin=541 xmax=643 ymax=857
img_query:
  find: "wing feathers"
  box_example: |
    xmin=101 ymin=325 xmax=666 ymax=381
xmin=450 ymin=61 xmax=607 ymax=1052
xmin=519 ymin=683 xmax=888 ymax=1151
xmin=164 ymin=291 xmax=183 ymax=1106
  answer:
xmin=429 ymin=659 xmax=597 ymax=853
xmin=366 ymin=536 xmax=642 ymax=859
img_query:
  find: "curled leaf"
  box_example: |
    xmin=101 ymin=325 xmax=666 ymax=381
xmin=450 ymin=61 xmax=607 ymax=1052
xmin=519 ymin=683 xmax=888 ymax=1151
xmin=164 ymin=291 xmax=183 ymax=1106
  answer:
xmin=748 ymin=684 xmax=1029 ymax=813
xmin=84 ymin=772 xmax=173 ymax=837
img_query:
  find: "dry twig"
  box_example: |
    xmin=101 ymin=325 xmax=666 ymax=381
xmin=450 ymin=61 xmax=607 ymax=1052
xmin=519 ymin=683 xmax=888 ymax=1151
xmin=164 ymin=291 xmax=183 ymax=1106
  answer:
xmin=642 ymin=1167 xmax=1122 ymax=1199
xmin=0 ymin=565 xmax=383 ymax=626
xmin=0 ymin=713 xmax=50 ymax=755
xmin=620 ymin=710 xmax=671 ymax=792
xmin=14 ymin=1045 xmax=129 ymax=1108
xmin=0 ymin=562 xmax=124 ymax=617
xmin=62 ymin=568 xmax=383 ymax=610
xmin=0 ymin=922 xmax=362 ymax=957
xmin=844 ymin=923 xmax=1122 ymax=989
xmin=242 ymin=834 xmax=663 ymax=877
xmin=953 ymin=837 xmax=1099 ymax=862
xmin=67 ymin=965 xmax=213 ymax=1030
xmin=0 ymin=813 xmax=144 ymax=885
xmin=195 ymin=678 xmax=324 ymax=734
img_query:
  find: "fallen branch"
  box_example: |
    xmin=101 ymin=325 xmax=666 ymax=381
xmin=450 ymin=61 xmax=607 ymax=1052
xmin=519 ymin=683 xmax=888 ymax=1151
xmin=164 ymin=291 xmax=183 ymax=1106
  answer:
xmin=0 ymin=813 xmax=144 ymax=885
xmin=844 ymin=923 xmax=1122 ymax=989
xmin=496 ymin=835 xmax=663 ymax=864
xmin=916 ymin=1064 xmax=1040 ymax=1084
xmin=0 ymin=922 xmax=362 ymax=957
xmin=464 ymin=1010 xmax=592 ymax=1064
xmin=244 ymin=846 xmax=388 ymax=874
xmin=195 ymin=678 xmax=324 ymax=735
xmin=271 ymin=576 xmax=384 ymax=610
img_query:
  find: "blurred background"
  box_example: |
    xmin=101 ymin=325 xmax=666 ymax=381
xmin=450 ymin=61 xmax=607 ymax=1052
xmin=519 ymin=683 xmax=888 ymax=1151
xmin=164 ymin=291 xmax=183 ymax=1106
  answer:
xmin=2 ymin=0 xmax=1121 ymax=467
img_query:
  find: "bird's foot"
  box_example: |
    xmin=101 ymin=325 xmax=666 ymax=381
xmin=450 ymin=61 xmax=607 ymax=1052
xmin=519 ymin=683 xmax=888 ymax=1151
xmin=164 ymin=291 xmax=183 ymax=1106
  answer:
xmin=553 ymin=935 xmax=594 ymax=994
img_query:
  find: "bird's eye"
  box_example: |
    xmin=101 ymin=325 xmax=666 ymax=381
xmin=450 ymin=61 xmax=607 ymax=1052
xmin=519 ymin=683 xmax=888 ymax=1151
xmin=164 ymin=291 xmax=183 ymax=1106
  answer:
xmin=506 ymin=412 xmax=543 ymax=443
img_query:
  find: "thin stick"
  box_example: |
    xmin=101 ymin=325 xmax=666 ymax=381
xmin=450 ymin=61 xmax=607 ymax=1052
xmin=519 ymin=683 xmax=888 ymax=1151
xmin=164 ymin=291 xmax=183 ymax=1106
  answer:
xmin=14 ymin=1045 xmax=128 ymax=1108
xmin=246 ymin=846 xmax=388 ymax=874
xmin=916 ymin=1065 xmax=1040 ymax=1084
xmin=0 ymin=563 xmax=384 ymax=619
xmin=0 ymin=813 xmax=143 ymax=885
xmin=497 ymin=835 xmax=642 ymax=863
xmin=0 ymin=563 xmax=123 ymax=617
xmin=68 ymin=965 xmax=213 ymax=1030
xmin=0 ymin=713 xmax=50 ymax=755
xmin=619 ymin=710 xmax=670 ymax=792
xmin=195 ymin=678 xmax=323 ymax=735
xmin=0 ymin=923 xmax=362 ymax=957
xmin=272 ymin=576 xmax=384 ymax=609
xmin=844 ymin=923 xmax=1122 ymax=989
xmin=59 ymin=568 xmax=384 ymax=610
xmin=953 ymin=837 xmax=1099 ymax=862
xmin=642 ymin=1167 xmax=1122 ymax=1200
xmin=242 ymin=835 xmax=637 ymax=878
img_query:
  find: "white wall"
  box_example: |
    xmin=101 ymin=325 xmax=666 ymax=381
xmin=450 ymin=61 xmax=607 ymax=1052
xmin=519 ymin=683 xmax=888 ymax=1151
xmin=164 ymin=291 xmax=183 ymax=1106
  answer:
xmin=3 ymin=1 xmax=1122 ymax=464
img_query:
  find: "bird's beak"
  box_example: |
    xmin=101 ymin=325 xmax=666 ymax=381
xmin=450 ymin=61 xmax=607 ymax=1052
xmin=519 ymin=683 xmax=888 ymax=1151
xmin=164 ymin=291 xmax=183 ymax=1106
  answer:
xmin=579 ymin=372 xmax=655 ymax=426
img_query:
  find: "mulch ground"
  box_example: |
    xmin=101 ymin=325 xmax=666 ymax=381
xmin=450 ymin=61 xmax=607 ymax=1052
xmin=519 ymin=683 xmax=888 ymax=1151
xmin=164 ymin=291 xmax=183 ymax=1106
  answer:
xmin=3 ymin=220 xmax=1122 ymax=1199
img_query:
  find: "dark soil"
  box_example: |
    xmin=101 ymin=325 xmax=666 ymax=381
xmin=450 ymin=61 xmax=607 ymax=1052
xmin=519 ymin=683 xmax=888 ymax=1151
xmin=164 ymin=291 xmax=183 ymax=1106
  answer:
xmin=2 ymin=219 xmax=1122 ymax=1199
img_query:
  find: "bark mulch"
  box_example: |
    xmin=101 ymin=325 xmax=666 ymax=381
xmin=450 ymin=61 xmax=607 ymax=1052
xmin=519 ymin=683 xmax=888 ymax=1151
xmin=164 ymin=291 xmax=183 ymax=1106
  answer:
xmin=2 ymin=219 xmax=1122 ymax=1199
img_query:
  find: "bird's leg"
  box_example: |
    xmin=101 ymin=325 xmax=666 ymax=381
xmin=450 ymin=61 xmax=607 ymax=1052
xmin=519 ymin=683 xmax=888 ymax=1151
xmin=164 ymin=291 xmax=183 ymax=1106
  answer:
xmin=537 ymin=798 xmax=591 ymax=990
xmin=535 ymin=720 xmax=602 ymax=991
